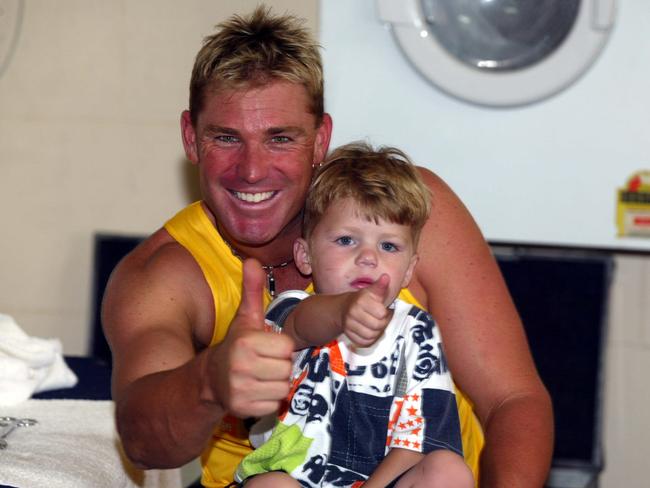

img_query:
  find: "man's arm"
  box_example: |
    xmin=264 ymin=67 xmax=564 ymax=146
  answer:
xmin=103 ymin=235 xmax=293 ymax=468
xmin=410 ymin=168 xmax=554 ymax=487
xmin=282 ymin=276 xmax=391 ymax=349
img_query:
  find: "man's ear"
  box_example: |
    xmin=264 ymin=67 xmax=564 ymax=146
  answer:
xmin=401 ymin=253 xmax=419 ymax=289
xmin=181 ymin=110 xmax=199 ymax=165
xmin=312 ymin=113 xmax=333 ymax=165
xmin=294 ymin=238 xmax=313 ymax=276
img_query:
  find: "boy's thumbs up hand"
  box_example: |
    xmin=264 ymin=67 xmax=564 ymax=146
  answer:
xmin=342 ymin=273 xmax=393 ymax=348
xmin=367 ymin=273 xmax=391 ymax=307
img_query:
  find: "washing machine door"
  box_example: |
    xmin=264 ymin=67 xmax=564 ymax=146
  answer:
xmin=378 ymin=0 xmax=616 ymax=107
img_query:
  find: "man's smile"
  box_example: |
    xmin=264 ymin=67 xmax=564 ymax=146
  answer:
xmin=232 ymin=190 xmax=276 ymax=203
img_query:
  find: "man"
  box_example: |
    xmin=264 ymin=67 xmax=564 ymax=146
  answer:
xmin=102 ymin=6 xmax=553 ymax=488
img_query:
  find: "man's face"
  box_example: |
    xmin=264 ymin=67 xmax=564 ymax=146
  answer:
xmin=296 ymin=198 xmax=419 ymax=307
xmin=182 ymin=80 xmax=331 ymax=247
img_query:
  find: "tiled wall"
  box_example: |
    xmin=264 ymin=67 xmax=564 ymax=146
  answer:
xmin=601 ymin=255 xmax=650 ymax=486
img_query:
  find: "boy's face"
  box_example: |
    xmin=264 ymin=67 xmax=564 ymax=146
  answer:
xmin=295 ymin=198 xmax=418 ymax=306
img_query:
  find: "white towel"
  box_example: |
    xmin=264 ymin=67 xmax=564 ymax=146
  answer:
xmin=0 ymin=399 xmax=182 ymax=488
xmin=0 ymin=313 xmax=78 ymax=406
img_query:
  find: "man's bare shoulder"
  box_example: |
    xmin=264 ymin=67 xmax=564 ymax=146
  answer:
xmin=102 ymin=227 xmax=215 ymax=351
xmin=118 ymin=227 xmax=185 ymax=269
xmin=409 ymin=167 xmax=490 ymax=303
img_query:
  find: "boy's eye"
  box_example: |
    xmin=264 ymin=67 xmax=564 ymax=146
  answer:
xmin=335 ymin=236 xmax=354 ymax=246
xmin=381 ymin=242 xmax=398 ymax=252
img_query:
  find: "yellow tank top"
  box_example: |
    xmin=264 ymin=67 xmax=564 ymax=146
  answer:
xmin=164 ymin=201 xmax=483 ymax=487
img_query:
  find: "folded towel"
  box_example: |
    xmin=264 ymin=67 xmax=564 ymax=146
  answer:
xmin=0 ymin=314 xmax=78 ymax=406
xmin=0 ymin=399 xmax=181 ymax=488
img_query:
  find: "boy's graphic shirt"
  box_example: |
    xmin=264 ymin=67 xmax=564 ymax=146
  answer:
xmin=236 ymin=291 xmax=463 ymax=487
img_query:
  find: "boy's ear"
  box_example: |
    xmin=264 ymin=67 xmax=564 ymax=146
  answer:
xmin=401 ymin=253 xmax=419 ymax=289
xmin=294 ymin=238 xmax=313 ymax=276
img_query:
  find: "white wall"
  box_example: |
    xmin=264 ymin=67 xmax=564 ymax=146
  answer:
xmin=0 ymin=0 xmax=318 ymax=355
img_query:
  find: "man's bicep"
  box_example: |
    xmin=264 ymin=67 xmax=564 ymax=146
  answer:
xmin=412 ymin=168 xmax=538 ymax=420
xmin=102 ymin=255 xmax=197 ymax=399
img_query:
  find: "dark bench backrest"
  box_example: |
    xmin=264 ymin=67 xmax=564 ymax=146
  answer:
xmin=90 ymin=234 xmax=145 ymax=365
xmin=493 ymin=245 xmax=611 ymax=473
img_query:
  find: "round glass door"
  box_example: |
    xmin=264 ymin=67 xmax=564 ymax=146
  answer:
xmin=378 ymin=0 xmax=616 ymax=107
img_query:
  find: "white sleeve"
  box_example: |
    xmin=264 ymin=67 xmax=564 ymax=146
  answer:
xmin=264 ymin=289 xmax=310 ymax=332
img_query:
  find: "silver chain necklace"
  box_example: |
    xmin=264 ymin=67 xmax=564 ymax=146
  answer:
xmin=225 ymin=242 xmax=293 ymax=297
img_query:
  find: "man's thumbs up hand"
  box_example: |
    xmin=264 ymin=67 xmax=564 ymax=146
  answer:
xmin=207 ymin=259 xmax=294 ymax=418
xmin=234 ymin=258 xmax=267 ymax=331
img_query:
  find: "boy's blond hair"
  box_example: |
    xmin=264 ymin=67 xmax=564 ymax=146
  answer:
xmin=304 ymin=142 xmax=432 ymax=243
xmin=189 ymin=5 xmax=323 ymax=126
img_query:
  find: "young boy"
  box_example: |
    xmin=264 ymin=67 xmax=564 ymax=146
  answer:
xmin=234 ymin=143 xmax=474 ymax=488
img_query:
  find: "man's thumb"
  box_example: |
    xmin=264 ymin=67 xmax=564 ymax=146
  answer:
xmin=236 ymin=258 xmax=266 ymax=329
xmin=369 ymin=273 xmax=391 ymax=305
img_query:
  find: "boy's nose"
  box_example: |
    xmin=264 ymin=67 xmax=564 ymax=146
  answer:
xmin=355 ymin=247 xmax=377 ymax=267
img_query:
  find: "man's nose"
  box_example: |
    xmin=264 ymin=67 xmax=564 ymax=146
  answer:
xmin=355 ymin=247 xmax=377 ymax=267
xmin=237 ymin=144 xmax=269 ymax=183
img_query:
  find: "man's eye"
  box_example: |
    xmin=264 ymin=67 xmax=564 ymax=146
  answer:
xmin=215 ymin=135 xmax=239 ymax=143
xmin=271 ymin=135 xmax=291 ymax=143
xmin=335 ymin=236 xmax=354 ymax=246
xmin=381 ymin=242 xmax=398 ymax=252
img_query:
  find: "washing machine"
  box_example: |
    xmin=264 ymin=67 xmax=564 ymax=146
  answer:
xmin=376 ymin=0 xmax=615 ymax=107
xmin=321 ymin=0 xmax=650 ymax=253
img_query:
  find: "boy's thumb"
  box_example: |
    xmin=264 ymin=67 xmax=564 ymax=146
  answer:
xmin=369 ymin=273 xmax=391 ymax=305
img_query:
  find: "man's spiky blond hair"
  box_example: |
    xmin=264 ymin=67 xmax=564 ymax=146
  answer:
xmin=189 ymin=6 xmax=323 ymax=125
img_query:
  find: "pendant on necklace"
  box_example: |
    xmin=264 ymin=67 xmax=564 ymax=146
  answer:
xmin=267 ymin=269 xmax=276 ymax=297
xmin=262 ymin=261 xmax=292 ymax=297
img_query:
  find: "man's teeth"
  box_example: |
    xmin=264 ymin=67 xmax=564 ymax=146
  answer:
xmin=234 ymin=191 xmax=274 ymax=203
